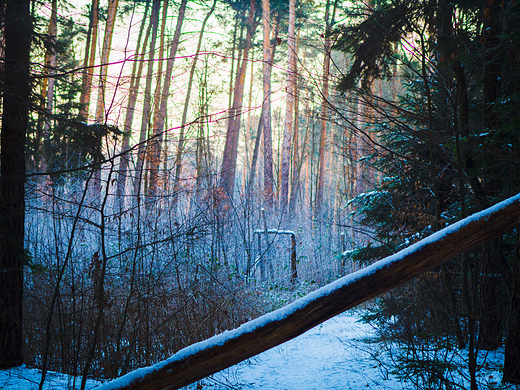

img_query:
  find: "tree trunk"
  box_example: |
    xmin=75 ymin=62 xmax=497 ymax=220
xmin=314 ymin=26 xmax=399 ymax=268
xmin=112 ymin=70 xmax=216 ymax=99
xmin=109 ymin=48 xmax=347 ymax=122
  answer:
xmin=261 ymin=0 xmax=274 ymax=210
xmin=315 ymin=0 xmax=336 ymax=220
xmin=42 ymin=0 xmax=57 ymax=131
xmin=148 ymin=0 xmax=188 ymax=195
xmin=227 ymin=16 xmax=240 ymax=123
xmin=37 ymin=0 xmax=57 ymax=171
xmin=133 ymin=0 xmax=161 ymax=202
xmin=79 ymin=0 xmax=99 ymax=121
xmin=280 ymin=0 xmax=296 ymax=217
xmin=503 ymin=229 xmax=520 ymax=384
xmin=91 ymin=0 xmax=118 ymax=202
xmin=146 ymin=0 xmax=168 ymax=198
xmin=194 ymin=55 xmax=212 ymax=191
xmin=0 ymin=0 xmax=31 ymax=369
xmin=242 ymin=41 xmax=255 ymax=193
xmin=172 ymin=0 xmax=216 ymax=204
xmin=220 ymin=0 xmax=258 ymax=197
xmin=116 ymin=0 xmax=151 ymax=204
xmin=451 ymin=62 xmax=471 ymax=350
xmin=288 ymin=34 xmax=303 ymax=216
xmin=98 ymin=193 xmax=520 ymax=390
xmin=482 ymin=0 xmax=501 ymax=135
xmin=479 ymin=0 xmax=504 ymax=351
xmin=94 ymin=0 xmax=119 ymax=123
xmin=246 ymin=16 xmax=280 ymax=197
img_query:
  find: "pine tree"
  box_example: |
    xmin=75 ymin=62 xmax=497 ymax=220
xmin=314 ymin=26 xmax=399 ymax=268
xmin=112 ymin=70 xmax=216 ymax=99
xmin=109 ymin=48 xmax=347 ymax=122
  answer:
xmin=334 ymin=0 xmax=520 ymax=385
xmin=0 ymin=0 xmax=31 ymax=369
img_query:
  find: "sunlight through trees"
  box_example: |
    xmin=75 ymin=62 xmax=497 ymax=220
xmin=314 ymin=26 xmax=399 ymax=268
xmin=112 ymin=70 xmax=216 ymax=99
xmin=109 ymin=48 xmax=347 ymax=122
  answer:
xmin=1 ymin=0 xmax=520 ymax=388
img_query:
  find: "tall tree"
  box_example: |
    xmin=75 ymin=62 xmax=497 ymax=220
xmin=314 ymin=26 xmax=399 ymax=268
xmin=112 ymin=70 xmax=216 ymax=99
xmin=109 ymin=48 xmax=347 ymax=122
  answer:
xmin=220 ymin=0 xmax=259 ymax=197
xmin=133 ymin=0 xmax=161 ymax=201
xmin=146 ymin=0 xmax=168 ymax=197
xmin=36 ymin=0 xmax=57 ymax=172
xmin=504 ymin=227 xmax=520 ymax=384
xmin=315 ymin=0 xmax=336 ymax=220
xmin=288 ymin=32 xmax=304 ymax=216
xmin=171 ymin=0 xmax=217 ymax=202
xmin=0 ymin=0 xmax=31 ymax=369
xmin=261 ymin=0 xmax=274 ymax=210
xmin=90 ymin=0 xmax=119 ymax=203
xmin=333 ymin=0 xmax=520 ymax=384
xmin=116 ymin=0 xmax=151 ymax=204
xmin=94 ymin=0 xmax=119 ymax=123
xmin=279 ymin=0 xmax=297 ymax=217
xmin=42 ymin=0 xmax=57 ymax=132
xmin=147 ymin=0 xmax=188 ymax=197
xmin=478 ymin=0 xmax=504 ymax=352
xmin=247 ymin=14 xmax=280 ymax=196
xmin=501 ymin=2 xmax=520 ymax=382
xmin=79 ymin=0 xmax=100 ymax=121
xmin=194 ymin=54 xmax=212 ymax=191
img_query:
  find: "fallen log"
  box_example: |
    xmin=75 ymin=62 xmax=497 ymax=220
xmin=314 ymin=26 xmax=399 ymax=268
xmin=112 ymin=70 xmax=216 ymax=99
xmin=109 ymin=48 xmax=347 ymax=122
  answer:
xmin=99 ymin=193 xmax=520 ymax=390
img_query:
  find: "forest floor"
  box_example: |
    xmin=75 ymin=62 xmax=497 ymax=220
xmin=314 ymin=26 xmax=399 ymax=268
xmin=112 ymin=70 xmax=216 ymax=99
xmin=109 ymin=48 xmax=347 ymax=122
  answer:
xmin=1 ymin=311 xmax=516 ymax=390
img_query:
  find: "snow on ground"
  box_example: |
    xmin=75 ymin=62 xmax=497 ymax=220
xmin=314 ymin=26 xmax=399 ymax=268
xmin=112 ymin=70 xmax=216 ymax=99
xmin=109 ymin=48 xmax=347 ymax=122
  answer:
xmin=90 ymin=194 xmax=520 ymax=390
xmin=186 ymin=311 xmax=515 ymax=390
xmin=191 ymin=311 xmax=405 ymax=390
xmin=1 ymin=310 xmax=516 ymax=389
xmin=0 ymin=365 xmax=101 ymax=390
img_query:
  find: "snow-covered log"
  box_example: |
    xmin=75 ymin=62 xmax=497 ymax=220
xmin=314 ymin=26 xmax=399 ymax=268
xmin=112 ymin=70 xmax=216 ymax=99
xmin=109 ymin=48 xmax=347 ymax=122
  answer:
xmin=99 ymin=193 xmax=520 ymax=390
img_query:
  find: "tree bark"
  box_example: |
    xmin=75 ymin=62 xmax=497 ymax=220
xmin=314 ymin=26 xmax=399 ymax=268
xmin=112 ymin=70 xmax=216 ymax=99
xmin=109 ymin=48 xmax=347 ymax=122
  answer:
xmin=503 ymin=229 xmax=520 ymax=384
xmin=172 ymin=0 xmax=216 ymax=203
xmin=482 ymin=0 xmax=501 ymax=135
xmin=37 ymin=0 xmax=57 ymax=171
xmin=146 ymin=0 xmax=168 ymax=197
xmin=280 ymin=0 xmax=297 ymax=217
xmin=246 ymin=16 xmax=280 ymax=196
xmin=42 ymin=0 xmax=57 ymax=132
xmin=226 ymin=16 xmax=240 ymax=123
xmin=79 ymin=0 xmax=100 ymax=121
xmin=194 ymin=55 xmax=212 ymax=191
xmin=148 ymin=0 xmax=188 ymax=195
xmin=220 ymin=0 xmax=258 ymax=197
xmin=94 ymin=0 xmax=119 ymax=123
xmin=315 ymin=0 xmax=335 ymax=220
xmin=116 ymin=0 xmax=151 ymax=204
xmin=288 ymin=36 xmax=305 ymax=217
xmin=91 ymin=0 xmax=118 ymax=202
xmin=0 ymin=0 xmax=31 ymax=369
xmin=287 ymin=30 xmax=300 ymax=216
xmin=479 ymin=0 xmax=504 ymax=351
xmin=133 ymin=0 xmax=161 ymax=202
xmin=98 ymin=193 xmax=520 ymax=390
xmin=261 ymin=0 xmax=274 ymax=210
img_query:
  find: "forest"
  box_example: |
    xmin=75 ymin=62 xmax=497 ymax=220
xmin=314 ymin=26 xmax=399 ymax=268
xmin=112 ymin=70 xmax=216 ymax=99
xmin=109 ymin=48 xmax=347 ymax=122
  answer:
xmin=1 ymin=0 xmax=520 ymax=389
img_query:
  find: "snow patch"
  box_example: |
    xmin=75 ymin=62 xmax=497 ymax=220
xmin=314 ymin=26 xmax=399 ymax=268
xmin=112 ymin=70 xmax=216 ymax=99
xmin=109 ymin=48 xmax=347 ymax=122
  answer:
xmin=0 ymin=365 xmax=101 ymax=390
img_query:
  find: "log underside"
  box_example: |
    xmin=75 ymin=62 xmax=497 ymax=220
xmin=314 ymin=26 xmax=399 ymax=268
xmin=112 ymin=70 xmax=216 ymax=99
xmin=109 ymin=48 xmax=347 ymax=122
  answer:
xmin=102 ymin=194 xmax=520 ymax=390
